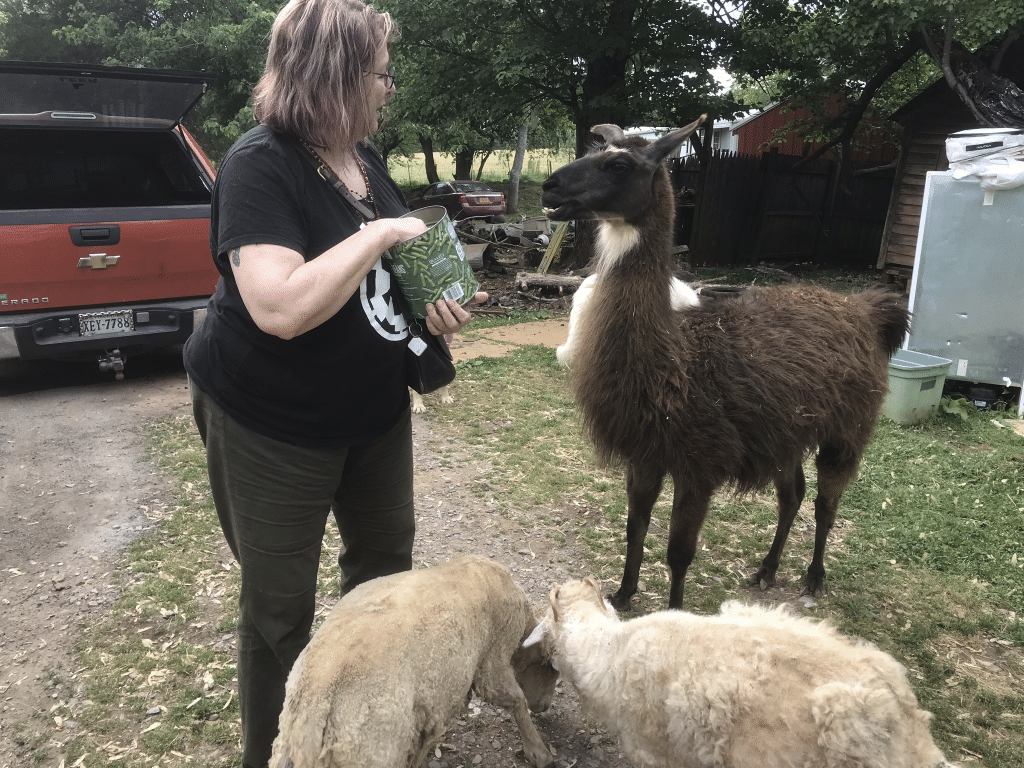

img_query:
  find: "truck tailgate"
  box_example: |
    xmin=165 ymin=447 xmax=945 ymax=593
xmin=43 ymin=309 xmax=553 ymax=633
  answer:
xmin=1 ymin=209 xmax=218 ymax=312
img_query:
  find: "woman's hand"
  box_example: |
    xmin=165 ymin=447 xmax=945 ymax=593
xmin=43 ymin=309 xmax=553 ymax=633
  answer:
xmin=380 ymin=216 xmax=427 ymax=247
xmin=424 ymin=292 xmax=489 ymax=336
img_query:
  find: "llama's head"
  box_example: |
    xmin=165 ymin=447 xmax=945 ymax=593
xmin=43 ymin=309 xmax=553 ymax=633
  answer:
xmin=541 ymin=115 xmax=706 ymax=224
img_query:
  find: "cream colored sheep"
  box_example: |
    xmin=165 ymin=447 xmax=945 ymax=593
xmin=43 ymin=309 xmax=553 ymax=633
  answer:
xmin=410 ymin=383 xmax=452 ymax=413
xmin=555 ymin=273 xmax=698 ymax=368
xmin=270 ymin=555 xmax=557 ymax=768
xmin=524 ymin=577 xmax=957 ymax=768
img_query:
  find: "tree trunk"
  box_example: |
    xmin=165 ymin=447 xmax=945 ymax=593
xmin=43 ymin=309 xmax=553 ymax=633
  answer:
xmin=575 ymin=55 xmax=632 ymax=157
xmin=454 ymin=148 xmax=475 ymax=180
xmin=419 ymin=134 xmax=439 ymax=184
xmin=475 ymin=150 xmax=493 ymax=180
xmin=507 ymin=116 xmax=531 ymax=215
xmin=563 ymin=219 xmax=596 ymax=271
xmin=573 ymin=0 xmax=637 ymax=157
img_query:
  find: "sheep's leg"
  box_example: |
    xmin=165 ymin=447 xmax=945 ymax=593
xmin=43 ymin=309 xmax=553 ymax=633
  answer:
xmin=609 ymin=462 xmax=665 ymax=611
xmin=473 ymin=662 xmax=554 ymax=768
xmin=665 ymin=481 xmax=713 ymax=609
xmin=750 ymin=463 xmax=806 ymax=591
xmin=805 ymin=444 xmax=860 ymax=597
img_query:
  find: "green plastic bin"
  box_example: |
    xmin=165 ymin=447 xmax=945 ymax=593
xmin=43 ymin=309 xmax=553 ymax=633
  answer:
xmin=881 ymin=349 xmax=952 ymax=424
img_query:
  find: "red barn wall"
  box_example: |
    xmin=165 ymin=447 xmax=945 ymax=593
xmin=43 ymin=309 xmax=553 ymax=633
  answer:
xmin=734 ymin=96 xmax=898 ymax=164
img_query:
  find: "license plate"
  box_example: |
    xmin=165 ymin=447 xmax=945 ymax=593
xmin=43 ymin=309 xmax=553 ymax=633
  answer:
xmin=79 ymin=310 xmax=134 ymax=337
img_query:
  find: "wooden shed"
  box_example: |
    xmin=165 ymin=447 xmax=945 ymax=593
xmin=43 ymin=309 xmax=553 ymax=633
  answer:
xmin=877 ymin=39 xmax=1024 ymax=287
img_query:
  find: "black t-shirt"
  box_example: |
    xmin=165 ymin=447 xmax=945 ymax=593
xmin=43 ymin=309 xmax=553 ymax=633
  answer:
xmin=184 ymin=125 xmax=413 ymax=448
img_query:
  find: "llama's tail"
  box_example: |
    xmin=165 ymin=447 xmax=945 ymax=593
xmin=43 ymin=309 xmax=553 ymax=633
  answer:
xmin=861 ymin=288 xmax=910 ymax=357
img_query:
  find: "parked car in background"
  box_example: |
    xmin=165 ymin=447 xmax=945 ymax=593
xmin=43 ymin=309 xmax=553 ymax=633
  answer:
xmin=406 ymin=180 xmax=506 ymax=222
xmin=0 ymin=61 xmax=220 ymax=378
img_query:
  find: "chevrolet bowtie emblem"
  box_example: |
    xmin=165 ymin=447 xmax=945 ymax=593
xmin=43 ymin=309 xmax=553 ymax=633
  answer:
xmin=77 ymin=253 xmax=120 ymax=269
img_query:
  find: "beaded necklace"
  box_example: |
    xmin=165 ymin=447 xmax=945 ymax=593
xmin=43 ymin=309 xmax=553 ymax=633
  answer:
xmin=301 ymin=139 xmax=380 ymax=221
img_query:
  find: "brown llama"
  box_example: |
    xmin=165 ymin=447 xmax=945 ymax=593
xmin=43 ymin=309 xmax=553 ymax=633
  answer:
xmin=540 ymin=117 xmax=910 ymax=610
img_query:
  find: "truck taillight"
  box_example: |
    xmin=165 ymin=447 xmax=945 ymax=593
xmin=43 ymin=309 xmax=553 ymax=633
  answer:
xmin=460 ymin=194 xmax=469 ymax=206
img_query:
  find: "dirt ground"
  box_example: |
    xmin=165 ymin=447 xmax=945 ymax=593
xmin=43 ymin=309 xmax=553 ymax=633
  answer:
xmin=0 ymin=274 xmax=643 ymax=768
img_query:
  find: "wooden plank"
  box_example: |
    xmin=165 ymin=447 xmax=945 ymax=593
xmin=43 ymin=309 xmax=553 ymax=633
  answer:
xmin=515 ymin=271 xmax=583 ymax=291
xmin=891 ymin=223 xmax=920 ymax=237
xmin=537 ymin=221 xmax=570 ymax=274
xmin=896 ymin=202 xmax=923 ymax=215
xmin=884 ymin=251 xmax=916 ymax=267
xmin=887 ymin=242 xmax=918 ymax=257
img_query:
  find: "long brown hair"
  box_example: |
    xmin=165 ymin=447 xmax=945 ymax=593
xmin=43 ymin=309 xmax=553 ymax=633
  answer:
xmin=252 ymin=0 xmax=398 ymax=148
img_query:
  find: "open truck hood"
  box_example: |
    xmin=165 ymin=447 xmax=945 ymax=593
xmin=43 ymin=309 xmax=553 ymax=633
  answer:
xmin=0 ymin=61 xmax=216 ymax=129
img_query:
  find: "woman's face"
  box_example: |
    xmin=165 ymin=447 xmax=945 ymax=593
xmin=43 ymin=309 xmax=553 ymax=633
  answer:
xmin=364 ymin=43 xmax=395 ymax=136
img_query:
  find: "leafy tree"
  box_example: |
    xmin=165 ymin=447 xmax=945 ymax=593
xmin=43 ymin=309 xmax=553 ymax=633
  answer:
xmin=509 ymin=0 xmax=737 ymax=156
xmin=380 ymin=0 xmax=542 ymax=185
xmin=382 ymin=0 xmax=738 ymax=164
xmin=728 ymin=0 xmax=1024 ymax=173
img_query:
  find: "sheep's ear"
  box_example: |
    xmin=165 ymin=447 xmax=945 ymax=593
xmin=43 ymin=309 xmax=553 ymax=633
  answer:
xmin=647 ymin=114 xmax=707 ymax=164
xmin=522 ymin=620 xmax=548 ymax=648
xmin=548 ymin=586 xmax=561 ymax=622
xmin=583 ymin=577 xmax=604 ymax=605
xmin=591 ymin=123 xmax=626 ymax=146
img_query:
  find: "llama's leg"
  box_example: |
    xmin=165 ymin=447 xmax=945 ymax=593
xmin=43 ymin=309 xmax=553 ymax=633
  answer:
xmin=805 ymin=444 xmax=860 ymax=597
xmin=665 ymin=481 xmax=713 ymax=609
xmin=609 ymin=462 xmax=665 ymax=611
xmin=750 ymin=463 xmax=806 ymax=591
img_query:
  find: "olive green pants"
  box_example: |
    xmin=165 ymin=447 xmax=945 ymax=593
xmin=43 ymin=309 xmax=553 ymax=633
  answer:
xmin=190 ymin=381 xmax=415 ymax=768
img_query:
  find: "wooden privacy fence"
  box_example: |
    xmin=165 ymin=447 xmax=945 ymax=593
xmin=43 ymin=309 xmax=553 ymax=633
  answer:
xmin=669 ymin=150 xmax=896 ymax=269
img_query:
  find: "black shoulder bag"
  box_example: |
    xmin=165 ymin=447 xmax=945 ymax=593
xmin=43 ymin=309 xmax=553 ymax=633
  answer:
xmin=296 ymin=139 xmax=456 ymax=395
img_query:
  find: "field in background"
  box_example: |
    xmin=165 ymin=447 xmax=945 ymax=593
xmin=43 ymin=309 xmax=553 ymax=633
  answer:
xmin=388 ymin=148 xmax=575 ymax=188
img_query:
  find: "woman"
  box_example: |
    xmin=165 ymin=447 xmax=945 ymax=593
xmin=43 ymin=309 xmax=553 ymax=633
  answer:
xmin=183 ymin=1 xmax=486 ymax=765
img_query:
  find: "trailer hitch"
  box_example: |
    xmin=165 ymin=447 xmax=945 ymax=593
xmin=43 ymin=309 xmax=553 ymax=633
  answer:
xmin=98 ymin=349 xmax=126 ymax=380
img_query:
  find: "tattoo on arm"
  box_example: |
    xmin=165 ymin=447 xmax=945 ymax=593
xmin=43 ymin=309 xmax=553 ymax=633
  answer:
xmin=230 ymin=247 xmax=241 ymax=268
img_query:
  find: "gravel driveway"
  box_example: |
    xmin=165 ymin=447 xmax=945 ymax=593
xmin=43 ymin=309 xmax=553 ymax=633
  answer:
xmin=0 ymin=319 xmax=634 ymax=768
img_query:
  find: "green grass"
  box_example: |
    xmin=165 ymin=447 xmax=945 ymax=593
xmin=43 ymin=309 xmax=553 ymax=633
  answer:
xmin=426 ymin=350 xmax=1024 ymax=765
xmin=31 ymin=285 xmax=1024 ymax=767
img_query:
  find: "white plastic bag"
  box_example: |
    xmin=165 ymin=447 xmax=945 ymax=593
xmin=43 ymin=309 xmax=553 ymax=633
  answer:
xmin=946 ymin=128 xmax=1024 ymax=163
xmin=946 ymin=128 xmax=1024 ymax=202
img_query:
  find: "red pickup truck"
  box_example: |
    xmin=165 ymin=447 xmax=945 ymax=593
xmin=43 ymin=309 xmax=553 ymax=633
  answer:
xmin=0 ymin=61 xmax=220 ymax=378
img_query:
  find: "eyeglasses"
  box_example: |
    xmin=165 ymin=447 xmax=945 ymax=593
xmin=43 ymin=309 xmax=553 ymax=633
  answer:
xmin=366 ymin=65 xmax=396 ymax=89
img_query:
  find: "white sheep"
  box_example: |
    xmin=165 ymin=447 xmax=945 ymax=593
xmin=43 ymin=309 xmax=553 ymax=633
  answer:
xmin=524 ymin=577 xmax=957 ymax=768
xmin=270 ymin=555 xmax=557 ymax=768
xmin=410 ymin=383 xmax=452 ymax=413
xmin=555 ymin=273 xmax=698 ymax=368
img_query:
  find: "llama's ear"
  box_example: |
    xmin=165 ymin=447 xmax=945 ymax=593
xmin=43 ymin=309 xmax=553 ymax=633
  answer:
xmin=591 ymin=124 xmax=626 ymax=146
xmin=647 ymin=114 xmax=707 ymax=164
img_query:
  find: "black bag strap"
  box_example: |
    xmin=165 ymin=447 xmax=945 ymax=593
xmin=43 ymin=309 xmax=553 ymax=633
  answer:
xmin=295 ymin=138 xmax=379 ymax=223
